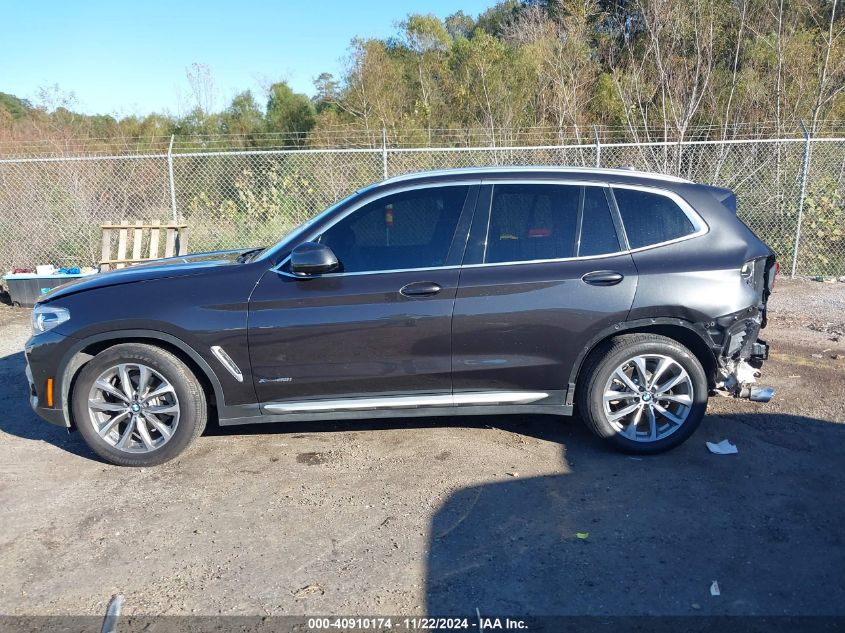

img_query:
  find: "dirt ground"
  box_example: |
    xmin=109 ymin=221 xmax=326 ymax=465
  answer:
xmin=0 ymin=278 xmax=843 ymax=618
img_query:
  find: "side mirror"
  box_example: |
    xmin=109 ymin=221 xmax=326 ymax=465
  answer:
xmin=290 ymin=242 xmax=339 ymax=276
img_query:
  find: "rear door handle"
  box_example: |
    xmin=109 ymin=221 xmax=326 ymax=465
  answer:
xmin=400 ymin=281 xmax=442 ymax=297
xmin=581 ymin=271 xmax=624 ymax=286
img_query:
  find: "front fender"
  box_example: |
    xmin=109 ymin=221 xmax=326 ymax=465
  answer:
xmin=56 ymin=329 xmax=229 ymax=429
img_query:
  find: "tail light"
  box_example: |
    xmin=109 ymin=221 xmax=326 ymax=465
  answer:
xmin=771 ymin=261 xmax=780 ymax=290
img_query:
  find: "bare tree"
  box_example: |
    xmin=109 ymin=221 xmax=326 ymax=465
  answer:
xmin=504 ymin=2 xmax=600 ymax=145
xmin=185 ymin=63 xmax=216 ymax=115
xmin=401 ymin=15 xmax=451 ymax=143
xmin=339 ymin=39 xmax=407 ymax=146
xmin=611 ymin=0 xmax=717 ymax=172
xmin=808 ymin=0 xmax=845 ymax=134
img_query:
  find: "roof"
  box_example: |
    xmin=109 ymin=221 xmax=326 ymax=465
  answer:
xmin=381 ymin=166 xmax=692 ymax=186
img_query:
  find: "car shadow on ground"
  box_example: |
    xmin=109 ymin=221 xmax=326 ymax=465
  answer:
xmin=211 ymin=409 xmax=845 ymax=620
xmin=0 ymin=350 xmax=100 ymax=459
xmin=424 ymin=412 xmax=845 ymax=619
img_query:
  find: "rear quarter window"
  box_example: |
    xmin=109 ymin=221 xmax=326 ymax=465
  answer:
xmin=613 ymin=188 xmax=697 ymax=249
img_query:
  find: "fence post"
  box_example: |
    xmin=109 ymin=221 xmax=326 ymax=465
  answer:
xmin=382 ymin=128 xmax=388 ymax=180
xmin=790 ymin=120 xmax=812 ymax=278
xmin=593 ymin=125 xmax=601 ymax=167
xmin=166 ymin=135 xmax=178 ymax=223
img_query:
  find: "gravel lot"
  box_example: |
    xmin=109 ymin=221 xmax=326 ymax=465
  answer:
xmin=1 ymin=279 xmax=843 ymax=617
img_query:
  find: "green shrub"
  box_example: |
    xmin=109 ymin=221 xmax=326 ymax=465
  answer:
xmin=799 ymin=179 xmax=845 ymax=275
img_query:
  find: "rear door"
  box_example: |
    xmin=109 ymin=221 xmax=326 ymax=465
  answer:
xmin=451 ymin=181 xmax=638 ymax=402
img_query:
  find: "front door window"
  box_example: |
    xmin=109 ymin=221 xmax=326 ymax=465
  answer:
xmin=318 ymin=186 xmax=470 ymax=273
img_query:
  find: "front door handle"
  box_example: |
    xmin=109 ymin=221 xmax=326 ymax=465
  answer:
xmin=581 ymin=271 xmax=624 ymax=286
xmin=400 ymin=281 xmax=442 ymax=297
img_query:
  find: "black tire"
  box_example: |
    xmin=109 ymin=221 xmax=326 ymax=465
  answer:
xmin=576 ymin=333 xmax=708 ymax=454
xmin=72 ymin=343 xmax=207 ymax=466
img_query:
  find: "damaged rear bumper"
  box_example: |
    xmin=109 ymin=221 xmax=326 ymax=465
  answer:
xmin=705 ymin=308 xmax=775 ymax=401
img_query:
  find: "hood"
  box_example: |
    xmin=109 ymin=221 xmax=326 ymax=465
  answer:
xmin=39 ymin=248 xmax=258 ymax=303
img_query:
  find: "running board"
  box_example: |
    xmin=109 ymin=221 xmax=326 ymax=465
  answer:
xmin=263 ymin=391 xmax=549 ymax=414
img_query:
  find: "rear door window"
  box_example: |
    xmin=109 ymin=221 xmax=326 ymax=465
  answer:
xmin=484 ymin=183 xmax=621 ymax=264
xmin=613 ymin=188 xmax=696 ymax=249
xmin=485 ymin=184 xmax=580 ymax=263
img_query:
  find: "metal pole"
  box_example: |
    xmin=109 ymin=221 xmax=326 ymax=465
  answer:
xmin=791 ymin=120 xmax=812 ymax=278
xmin=593 ymin=125 xmax=601 ymax=167
xmin=382 ymin=128 xmax=388 ymax=180
xmin=167 ymin=135 xmax=178 ymax=223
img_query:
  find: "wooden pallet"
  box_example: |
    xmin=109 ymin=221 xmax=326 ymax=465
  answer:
xmin=100 ymin=221 xmax=188 ymax=270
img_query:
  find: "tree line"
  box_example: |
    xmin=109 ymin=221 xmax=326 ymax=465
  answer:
xmin=2 ymin=0 xmax=845 ymax=154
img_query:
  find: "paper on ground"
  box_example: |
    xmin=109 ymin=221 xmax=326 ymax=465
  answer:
xmin=706 ymin=439 xmax=738 ymax=455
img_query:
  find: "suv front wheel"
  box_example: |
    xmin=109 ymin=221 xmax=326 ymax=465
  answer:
xmin=577 ymin=334 xmax=708 ymax=453
xmin=72 ymin=343 xmax=207 ymax=466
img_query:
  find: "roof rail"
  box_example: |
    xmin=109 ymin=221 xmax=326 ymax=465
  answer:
xmin=381 ymin=165 xmax=691 ymax=185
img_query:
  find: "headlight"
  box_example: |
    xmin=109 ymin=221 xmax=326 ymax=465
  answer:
xmin=32 ymin=305 xmax=70 ymax=334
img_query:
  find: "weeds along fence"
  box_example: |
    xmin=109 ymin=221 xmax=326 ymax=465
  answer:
xmin=1 ymin=135 xmax=844 ymax=276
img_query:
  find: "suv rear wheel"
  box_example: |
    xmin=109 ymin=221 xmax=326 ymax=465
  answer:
xmin=72 ymin=343 xmax=207 ymax=466
xmin=577 ymin=333 xmax=708 ymax=453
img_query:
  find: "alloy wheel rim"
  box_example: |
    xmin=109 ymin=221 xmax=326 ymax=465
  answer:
xmin=602 ymin=354 xmax=693 ymax=443
xmin=87 ymin=363 xmax=180 ymax=453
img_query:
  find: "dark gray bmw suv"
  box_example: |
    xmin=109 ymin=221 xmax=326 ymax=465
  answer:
xmin=25 ymin=167 xmax=777 ymax=466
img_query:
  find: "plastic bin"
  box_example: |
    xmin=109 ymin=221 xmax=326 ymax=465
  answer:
xmin=2 ymin=273 xmax=93 ymax=308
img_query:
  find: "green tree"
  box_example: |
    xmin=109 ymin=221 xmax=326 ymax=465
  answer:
xmin=175 ymin=107 xmax=222 ymax=137
xmin=313 ymin=73 xmax=340 ymax=114
xmin=222 ymin=91 xmax=264 ymax=142
xmin=476 ymin=0 xmax=524 ymax=36
xmin=339 ymin=38 xmax=408 ymax=143
xmin=400 ymin=14 xmax=452 ymax=140
xmin=265 ymin=82 xmax=316 ymax=146
xmin=449 ymin=30 xmax=525 ymax=143
xmin=445 ymin=11 xmax=475 ymax=39
xmin=0 ymin=92 xmax=32 ymax=119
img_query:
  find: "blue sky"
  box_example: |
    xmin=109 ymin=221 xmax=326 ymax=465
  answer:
xmin=1 ymin=0 xmax=493 ymax=117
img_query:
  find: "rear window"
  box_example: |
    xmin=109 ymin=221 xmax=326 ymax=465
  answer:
xmin=613 ymin=188 xmax=696 ymax=249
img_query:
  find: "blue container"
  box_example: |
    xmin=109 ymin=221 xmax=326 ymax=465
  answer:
xmin=2 ymin=273 xmax=93 ymax=308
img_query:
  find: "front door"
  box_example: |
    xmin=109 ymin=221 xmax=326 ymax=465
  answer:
xmin=452 ymin=182 xmax=638 ymax=400
xmin=248 ymin=183 xmax=478 ymax=406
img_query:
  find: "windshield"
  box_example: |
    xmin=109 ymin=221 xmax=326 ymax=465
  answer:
xmin=252 ymin=189 xmax=366 ymax=263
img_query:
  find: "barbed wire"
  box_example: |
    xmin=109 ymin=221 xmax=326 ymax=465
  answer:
xmin=4 ymin=121 xmax=845 ymax=158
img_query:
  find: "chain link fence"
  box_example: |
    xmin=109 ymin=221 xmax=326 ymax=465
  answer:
xmin=1 ymin=136 xmax=843 ymax=276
